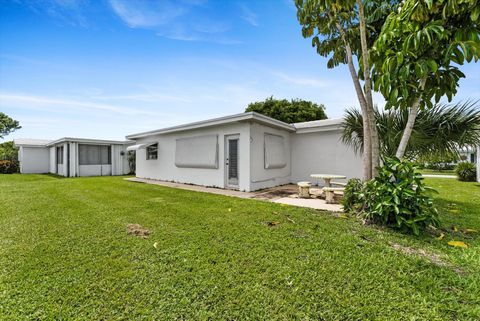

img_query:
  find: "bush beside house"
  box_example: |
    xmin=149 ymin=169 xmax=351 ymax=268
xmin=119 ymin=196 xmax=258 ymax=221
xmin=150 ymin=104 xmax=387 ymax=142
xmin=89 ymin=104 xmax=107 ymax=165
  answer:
xmin=342 ymin=158 xmax=439 ymax=235
xmin=455 ymin=162 xmax=477 ymax=182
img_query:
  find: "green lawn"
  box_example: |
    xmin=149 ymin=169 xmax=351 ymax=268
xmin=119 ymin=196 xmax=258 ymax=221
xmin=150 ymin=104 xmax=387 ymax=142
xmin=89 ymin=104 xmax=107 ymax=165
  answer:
xmin=0 ymin=174 xmax=479 ymax=320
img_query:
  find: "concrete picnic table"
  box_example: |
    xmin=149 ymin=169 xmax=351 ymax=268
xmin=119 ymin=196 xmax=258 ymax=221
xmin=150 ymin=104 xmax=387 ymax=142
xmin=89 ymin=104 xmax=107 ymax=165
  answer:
xmin=310 ymin=174 xmax=347 ymax=187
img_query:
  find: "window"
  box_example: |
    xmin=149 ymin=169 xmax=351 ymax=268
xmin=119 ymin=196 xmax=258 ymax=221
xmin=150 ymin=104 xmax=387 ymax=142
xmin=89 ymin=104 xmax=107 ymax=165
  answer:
xmin=175 ymin=135 xmax=218 ymax=168
xmin=79 ymin=144 xmax=111 ymax=165
xmin=56 ymin=146 xmax=64 ymax=164
xmin=146 ymin=143 xmax=158 ymax=160
xmin=264 ymin=134 xmax=287 ymax=169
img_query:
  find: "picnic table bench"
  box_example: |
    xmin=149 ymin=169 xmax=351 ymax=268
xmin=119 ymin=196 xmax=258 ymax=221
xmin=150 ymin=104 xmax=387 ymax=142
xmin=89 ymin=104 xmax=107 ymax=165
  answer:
xmin=310 ymin=174 xmax=347 ymax=187
xmin=323 ymin=187 xmax=345 ymax=204
xmin=297 ymin=181 xmax=312 ymax=198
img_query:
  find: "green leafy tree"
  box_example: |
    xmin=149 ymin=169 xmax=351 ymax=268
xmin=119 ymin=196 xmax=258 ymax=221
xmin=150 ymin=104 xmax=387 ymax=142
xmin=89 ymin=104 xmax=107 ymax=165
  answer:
xmin=0 ymin=141 xmax=19 ymax=161
xmin=341 ymin=101 xmax=480 ymax=159
xmin=372 ymin=0 xmax=480 ymax=158
xmin=0 ymin=112 xmax=21 ymax=139
xmin=245 ymin=96 xmax=327 ymax=123
xmin=296 ymin=0 xmax=396 ymax=179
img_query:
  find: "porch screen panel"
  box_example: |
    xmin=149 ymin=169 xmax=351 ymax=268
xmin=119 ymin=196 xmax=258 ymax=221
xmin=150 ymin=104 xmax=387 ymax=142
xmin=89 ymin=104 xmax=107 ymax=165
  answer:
xmin=79 ymin=145 xmax=111 ymax=165
xmin=100 ymin=145 xmax=111 ymax=164
xmin=56 ymin=146 xmax=64 ymax=164
xmin=264 ymin=134 xmax=287 ymax=169
xmin=175 ymin=135 xmax=218 ymax=169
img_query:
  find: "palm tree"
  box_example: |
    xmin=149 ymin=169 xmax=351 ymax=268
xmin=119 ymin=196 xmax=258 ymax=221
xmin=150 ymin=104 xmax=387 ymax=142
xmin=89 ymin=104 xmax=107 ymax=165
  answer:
xmin=341 ymin=101 xmax=480 ymax=160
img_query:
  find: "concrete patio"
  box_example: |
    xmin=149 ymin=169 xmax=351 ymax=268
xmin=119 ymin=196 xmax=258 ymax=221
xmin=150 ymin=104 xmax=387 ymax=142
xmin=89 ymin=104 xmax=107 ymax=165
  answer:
xmin=125 ymin=177 xmax=343 ymax=212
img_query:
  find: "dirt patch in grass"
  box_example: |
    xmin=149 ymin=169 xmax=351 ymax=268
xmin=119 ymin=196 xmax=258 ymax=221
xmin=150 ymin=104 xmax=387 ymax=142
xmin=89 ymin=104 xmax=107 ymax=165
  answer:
xmin=389 ymin=242 xmax=463 ymax=274
xmin=252 ymin=185 xmax=298 ymax=200
xmin=126 ymin=224 xmax=150 ymax=238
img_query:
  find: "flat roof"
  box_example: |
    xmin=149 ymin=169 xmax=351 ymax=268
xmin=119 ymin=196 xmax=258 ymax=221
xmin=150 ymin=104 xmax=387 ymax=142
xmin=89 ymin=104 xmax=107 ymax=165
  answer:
xmin=46 ymin=137 xmax=131 ymax=147
xmin=126 ymin=111 xmax=296 ymax=139
xmin=13 ymin=138 xmax=54 ymax=147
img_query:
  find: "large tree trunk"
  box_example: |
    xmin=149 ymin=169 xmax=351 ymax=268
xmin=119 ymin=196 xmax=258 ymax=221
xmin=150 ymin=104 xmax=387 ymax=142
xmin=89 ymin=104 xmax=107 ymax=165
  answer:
xmin=335 ymin=20 xmax=372 ymax=180
xmin=356 ymin=0 xmax=379 ymax=177
xmin=395 ymin=77 xmax=427 ymax=158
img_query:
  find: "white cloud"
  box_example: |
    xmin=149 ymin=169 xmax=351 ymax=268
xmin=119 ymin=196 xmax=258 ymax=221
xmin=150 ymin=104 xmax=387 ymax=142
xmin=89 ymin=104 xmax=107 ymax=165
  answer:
xmin=272 ymin=71 xmax=328 ymax=88
xmin=25 ymin=0 xmax=89 ymax=27
xmin=108 ymin=0 xmax=186 ymax=28
xmin=90 ymin=93 xmax=192 ymax=103
xmin=0 ymin=93 xmax=164 ymax=116
xmin=108 ymin=0 xmax=241 ymax=44
xmin=239 ymin=4 xmax=258 ymax=27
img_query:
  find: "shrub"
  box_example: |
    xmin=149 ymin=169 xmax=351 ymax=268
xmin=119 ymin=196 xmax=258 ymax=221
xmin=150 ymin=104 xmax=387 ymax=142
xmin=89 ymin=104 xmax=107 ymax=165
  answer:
xmin=0 ymin=159 xmax=19 ymax=174
xmin=0 ymin=141 xmax=18 ymax=161
xmin=127 ymin=151 xmax=136 ymax=175
xmin=455 ymin=162 xmax=476 ymax=182
xmin=342 ymin=178 xmax=364 ymax=213
xmin=355 ymin=158 xmax=439 ymax=235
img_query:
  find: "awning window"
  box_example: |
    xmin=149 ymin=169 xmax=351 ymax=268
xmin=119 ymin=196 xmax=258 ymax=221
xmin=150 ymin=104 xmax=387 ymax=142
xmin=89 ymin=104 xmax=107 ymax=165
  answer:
xmin=126 ymin=142 xmax=156 ymax=151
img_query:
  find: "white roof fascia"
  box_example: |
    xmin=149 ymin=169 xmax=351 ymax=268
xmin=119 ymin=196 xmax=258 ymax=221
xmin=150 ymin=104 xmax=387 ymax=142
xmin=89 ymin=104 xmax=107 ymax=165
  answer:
xmin=293 ymin=119 xmax=344 ymax=134
xmin=46 ymin=137 xmax=131 ymax=147
xmin=13 ymin=139 xmax=53 ymax=148
xmin=126 ymin=112 xmax=295 ymax=140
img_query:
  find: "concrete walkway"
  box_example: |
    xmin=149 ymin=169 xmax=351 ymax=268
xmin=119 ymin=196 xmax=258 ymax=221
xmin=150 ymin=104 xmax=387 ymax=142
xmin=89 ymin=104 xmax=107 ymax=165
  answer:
xmin=126 ymin=177 xmax=254 ymax=198
xmin=422 ymin=174 xmax=456 ymax=179
xmin=125 ymin=177 xmax=343 ymax=212
xmin=272 ymin=197 xmax=343 ymax=212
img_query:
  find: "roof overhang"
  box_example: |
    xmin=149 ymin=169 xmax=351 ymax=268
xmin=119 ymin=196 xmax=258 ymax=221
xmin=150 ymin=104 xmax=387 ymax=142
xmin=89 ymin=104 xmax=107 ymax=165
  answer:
xmin=126 ymin=112 xmax=296 ymax=140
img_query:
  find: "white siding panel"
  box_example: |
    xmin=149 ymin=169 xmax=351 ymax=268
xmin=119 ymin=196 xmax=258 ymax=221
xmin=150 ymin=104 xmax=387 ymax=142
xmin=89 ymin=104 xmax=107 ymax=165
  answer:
xmin=291 ymin=130 xmax=362 ymax=184
xmin=18 ymin=147 xmax=50 ymax=174
xmin=79 ymin=165 xmax=112 ymax=176
xmin=49 ymin=147 xmax=56 ymax=174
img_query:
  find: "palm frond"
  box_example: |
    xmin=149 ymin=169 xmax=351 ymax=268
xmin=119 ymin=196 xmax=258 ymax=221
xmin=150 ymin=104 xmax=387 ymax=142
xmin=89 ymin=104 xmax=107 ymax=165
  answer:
xmin=342 ymin=100 xmax=480 ymax=159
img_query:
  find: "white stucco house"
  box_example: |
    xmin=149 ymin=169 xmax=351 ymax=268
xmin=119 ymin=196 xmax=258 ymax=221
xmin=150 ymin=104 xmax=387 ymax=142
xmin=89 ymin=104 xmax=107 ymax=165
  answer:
xmin=126 ymin=112 xmax=362 ymax=192
xmin=14 ymin=137 xmax=131 ymax=177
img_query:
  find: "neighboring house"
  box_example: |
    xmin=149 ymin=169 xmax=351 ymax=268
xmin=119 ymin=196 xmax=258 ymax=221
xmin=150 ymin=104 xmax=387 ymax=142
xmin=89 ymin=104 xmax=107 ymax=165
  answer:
xmin=14 ymin=137 xmax=131 ymax=177
xmin=458 ymin=146 xmax=477 ymax=163
xmin=477 ymin=145 xmax=480 ymax=182
xmin=126 ymin=112 xmax=361 ymax=192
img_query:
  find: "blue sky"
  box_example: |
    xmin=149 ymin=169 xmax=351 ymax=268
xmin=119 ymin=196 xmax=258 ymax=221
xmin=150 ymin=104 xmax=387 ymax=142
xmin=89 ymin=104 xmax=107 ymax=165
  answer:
xmin=1 ymin=0 xmax=479 ymax=141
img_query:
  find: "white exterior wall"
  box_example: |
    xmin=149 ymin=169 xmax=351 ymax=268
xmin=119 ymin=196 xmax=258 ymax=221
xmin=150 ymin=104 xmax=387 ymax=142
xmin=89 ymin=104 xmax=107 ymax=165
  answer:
xmin=69 ymin=142 xmax=77 ymax=177
xmin=135 ymin=122 xmax=252 ymax=191
xmin=291 ymin=129 xmax=362 ymax=184
xmin=111 ymin=144 xmax=130 ymax=176
xmin=249 ymin=122 xmax=292 ymax=190
xmin=18 ymin=146 xmax=50 ymax=174
xmin=78 ymin=165 xmax=112 ymax=176
xmin=49 ymin=147 xmax=56 ymax=174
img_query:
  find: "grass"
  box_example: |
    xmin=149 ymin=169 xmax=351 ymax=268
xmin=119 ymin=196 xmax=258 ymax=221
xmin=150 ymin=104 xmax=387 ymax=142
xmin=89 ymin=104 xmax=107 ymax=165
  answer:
xmin=0 ymin=174 xmax=479 ymax=320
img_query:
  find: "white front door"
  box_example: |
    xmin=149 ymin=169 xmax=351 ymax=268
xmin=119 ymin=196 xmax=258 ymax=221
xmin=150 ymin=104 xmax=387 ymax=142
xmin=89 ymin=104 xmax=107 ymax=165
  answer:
xmin=225 ymin=135 xmax=240 ymax=188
